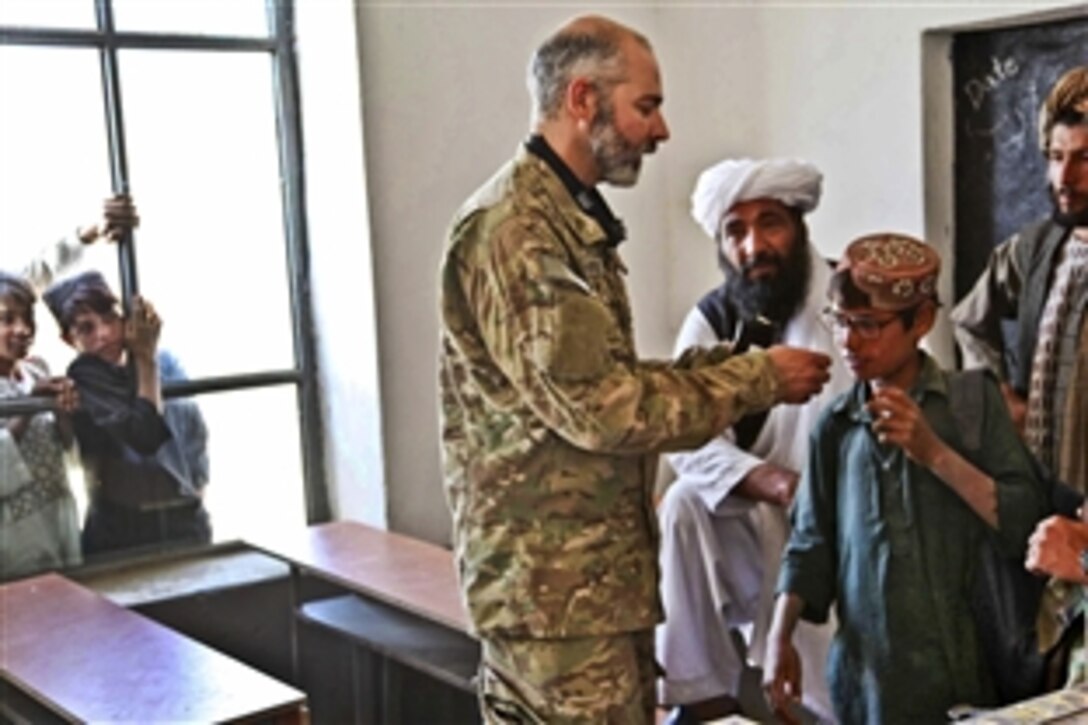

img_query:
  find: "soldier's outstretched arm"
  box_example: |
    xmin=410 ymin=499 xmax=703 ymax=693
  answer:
xmin=452 ymin=223 xmax=824 ymax=454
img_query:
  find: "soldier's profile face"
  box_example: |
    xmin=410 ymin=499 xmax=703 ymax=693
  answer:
xmin=588 ymin=38 xmax=669 ymax=188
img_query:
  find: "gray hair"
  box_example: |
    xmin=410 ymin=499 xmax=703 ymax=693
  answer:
xmin=526 ymin=23 xmax=648 ymax=123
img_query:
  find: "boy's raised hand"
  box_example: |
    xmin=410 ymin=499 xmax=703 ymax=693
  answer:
xmin=78 ymin=194 xmax=139 ymax=244
xmin=867 ymin=387 xmax=942 ymax=464
xmin=125 ymin=295 xmax=161 ymax=360
xmin=32 ymin=376 xmax=79 ymax=413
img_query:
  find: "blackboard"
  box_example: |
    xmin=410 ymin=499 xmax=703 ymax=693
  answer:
xmin=952 ymin=16 xmax=1088 ymax=300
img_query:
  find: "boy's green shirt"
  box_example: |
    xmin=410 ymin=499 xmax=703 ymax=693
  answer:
xmin=779 ymin=353 xmax=1045 ymax=723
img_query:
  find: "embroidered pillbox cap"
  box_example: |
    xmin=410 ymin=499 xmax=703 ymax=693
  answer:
xmin=837 ymin=233 xmax=940 ymax=311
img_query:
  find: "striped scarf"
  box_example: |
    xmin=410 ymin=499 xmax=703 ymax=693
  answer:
xmin=1025 ymin=240 xmax=1088 ymax=468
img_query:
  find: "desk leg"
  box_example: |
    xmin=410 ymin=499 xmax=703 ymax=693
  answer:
xmin=382 ymin=659 xmax=402 ymax=724
xmin=353 ymin=645 xmax=382 ymax=725
xmin=288 ymin=566 xmax=301 ymax=685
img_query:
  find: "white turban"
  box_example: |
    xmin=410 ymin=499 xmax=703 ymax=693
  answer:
xmin=690 ymin=158 xmax=823 ymax=239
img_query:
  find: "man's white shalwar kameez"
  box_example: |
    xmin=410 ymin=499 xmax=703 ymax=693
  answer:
xmin=657 ymin=249 xmax=849 ymax=721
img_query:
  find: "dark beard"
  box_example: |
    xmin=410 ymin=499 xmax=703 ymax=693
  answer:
xmin=718 ymin=237 xmax=812 ymax=326
xmin=1051 ymin=197 xmax=1088 ymax=228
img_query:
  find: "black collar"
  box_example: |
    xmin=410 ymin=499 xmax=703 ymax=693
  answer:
xmin=525 ymin=134 xmax=627 ymax=247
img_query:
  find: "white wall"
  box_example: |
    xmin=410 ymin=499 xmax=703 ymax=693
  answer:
xmin=352 ymin=3 xmax=663 ymax=543
xmin=658 ymin=2 xmax=1078 ymax=364
xmin=297 ymin=0 xmax=387 ymax=529
xmin=343 ymin=0 xmax=1076 ymax=544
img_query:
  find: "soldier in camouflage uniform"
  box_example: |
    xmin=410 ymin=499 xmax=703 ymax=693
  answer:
xmin=439 ymin=15 xmax=833 ymax=723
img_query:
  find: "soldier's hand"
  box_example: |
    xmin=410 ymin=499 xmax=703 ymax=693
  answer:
xmin=78 ymin=194 xmax=139 ymax=244
xmin=766 ymin=345 xmax=831 ymax=405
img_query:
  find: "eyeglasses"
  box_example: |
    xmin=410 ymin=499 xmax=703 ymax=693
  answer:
xmin=821 ymin=307 xmax=907 ymax=340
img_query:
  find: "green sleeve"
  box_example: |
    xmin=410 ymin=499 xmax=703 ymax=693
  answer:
xmin=455 ymin=217 xmax=779 ymax=455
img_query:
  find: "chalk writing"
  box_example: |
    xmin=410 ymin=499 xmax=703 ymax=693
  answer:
xmin=964 ymin=55 xmax=1021 ymax=111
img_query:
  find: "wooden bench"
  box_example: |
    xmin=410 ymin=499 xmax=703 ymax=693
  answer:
xmin=248 ymin=521 xmax=478 ymax=723
xmin=0 ymin=573 xmax=306 ymax=724
xmin=249 ymin=519 xmax=469 ymax=631
xmin=299 ymin=594 xmax=477 ymax=693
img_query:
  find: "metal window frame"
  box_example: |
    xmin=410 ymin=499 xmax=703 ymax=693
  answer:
xmin=0 ymin=0 xmax=328 ymax=522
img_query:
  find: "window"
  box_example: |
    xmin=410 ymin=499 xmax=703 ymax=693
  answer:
xmin=0 ymin=0 xmax=326 ymax=576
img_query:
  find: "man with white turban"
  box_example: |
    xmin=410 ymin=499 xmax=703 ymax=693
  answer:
xmin=658 ymin=158 xmax=849 ymax=723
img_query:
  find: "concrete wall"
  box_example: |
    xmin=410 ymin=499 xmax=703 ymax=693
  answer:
xmin=330 ymin=0 xmax=1077 ymax=544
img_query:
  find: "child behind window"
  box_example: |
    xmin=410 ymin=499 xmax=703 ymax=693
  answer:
xmin=0 ymin=270 xmax=81 ymax=578
xmin=43 ymin=271 xmax=210 ymax=557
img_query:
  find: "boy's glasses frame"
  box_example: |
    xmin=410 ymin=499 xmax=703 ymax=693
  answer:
xmin=821 ymin=307 xmax=913 ymax=340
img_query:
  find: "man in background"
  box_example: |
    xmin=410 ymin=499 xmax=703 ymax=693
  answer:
xmin=952 ymin=65 xmax=1088 ymax=681
xmin=951 ymin=64 xmax=1087 ymax=515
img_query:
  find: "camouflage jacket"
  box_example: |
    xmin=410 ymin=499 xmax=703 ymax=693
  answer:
xmin=439 ymin=146 xmax=780 ymax=639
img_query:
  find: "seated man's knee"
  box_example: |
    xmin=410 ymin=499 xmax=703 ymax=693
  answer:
xmin=658 ymin=480 xmax=705 ymax=532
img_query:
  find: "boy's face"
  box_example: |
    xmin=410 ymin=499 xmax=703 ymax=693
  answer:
xmin=65 ymin=308 xmax=124 ymax=365
xmin=826 ymin=302 xmax=932 ymax=387
xmin=0 ymin=298 xmax=34 ymax=368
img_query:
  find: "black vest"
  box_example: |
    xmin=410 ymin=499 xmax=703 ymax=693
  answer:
xmin=695 ymin=285 xmax=781 ymax=450
xmin=1008 ymin=220 xmax=1072 ymax=395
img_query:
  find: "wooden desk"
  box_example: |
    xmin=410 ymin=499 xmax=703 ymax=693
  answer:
xmin=248 ymin=520 xmax=470 ymax=633
xmin=0 ymin=573 xmax=306 ymax=723
xmin=249 ymin=521 xmax=478 ymax=724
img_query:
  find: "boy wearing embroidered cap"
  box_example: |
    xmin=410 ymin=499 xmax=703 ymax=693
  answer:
xmin=764 ymin=233 xmax=1045 ymax=724
xmin=657 ymin=157 xmax=849 ymax=723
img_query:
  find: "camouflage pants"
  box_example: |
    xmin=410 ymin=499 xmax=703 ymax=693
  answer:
xmin=477 ymin=630 xmax=656 ymax=724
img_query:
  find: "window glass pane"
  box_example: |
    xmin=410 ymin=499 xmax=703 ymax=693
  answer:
xmin=14 ymin=383 xmax=306 ymax=571
xmin=112 ymin=0 xmax=268 ymax=37
xmin=195 ymin=385 xmax=306 ymax=542
xmin=0 ymin=0 xmax=96 ymax=29
xmin=119 ymin=49 xmax=295 ymax=378
xmin=0 ymin=47 xmax=115 ymax=368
